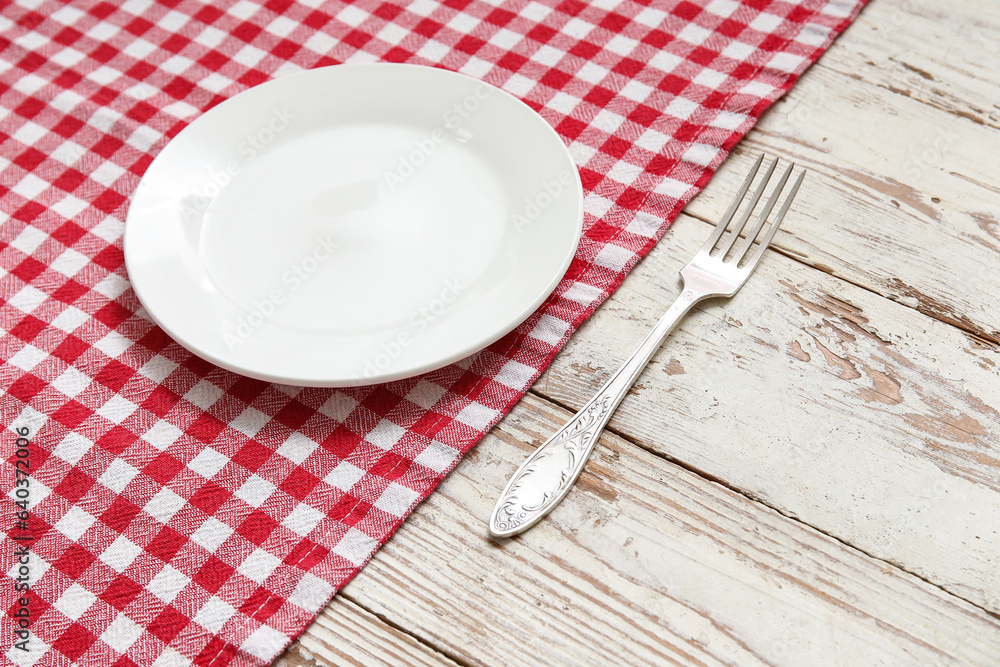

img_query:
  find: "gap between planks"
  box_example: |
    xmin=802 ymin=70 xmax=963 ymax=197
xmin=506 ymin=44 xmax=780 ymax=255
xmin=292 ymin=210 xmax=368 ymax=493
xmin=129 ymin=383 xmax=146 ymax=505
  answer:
xmin=338 ymin=391 xmax=1000 ymax=666
xmin=525 ymin=379 xmax=1000 ymax=623
xmin=275 ymin=592 xmax=468 ymax=667
xmin=684 ymin=180 xmax=1000 ymax=350
xmin=337 ymin=592 xmax=474 ymax=667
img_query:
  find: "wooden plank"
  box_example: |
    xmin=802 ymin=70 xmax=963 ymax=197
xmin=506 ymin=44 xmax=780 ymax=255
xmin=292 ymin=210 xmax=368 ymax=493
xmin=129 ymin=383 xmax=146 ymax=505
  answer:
xmin=335 ymin=393 xmax=1000 ymax=666
xmin=275 ymin=595 xmax=460 ymax=667
xmin=820 ymin=0 xmax=1000 ymax=132
xmin=684 ymin=29 xmax=1000 ymax=342
xmin=532 ymin=209 xmax=1000 ymax=613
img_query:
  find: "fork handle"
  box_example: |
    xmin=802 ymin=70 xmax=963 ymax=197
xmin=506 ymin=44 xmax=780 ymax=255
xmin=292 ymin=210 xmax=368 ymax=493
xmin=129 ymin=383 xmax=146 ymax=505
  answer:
xmin=489 ymin=287 xmax=703 ymax=537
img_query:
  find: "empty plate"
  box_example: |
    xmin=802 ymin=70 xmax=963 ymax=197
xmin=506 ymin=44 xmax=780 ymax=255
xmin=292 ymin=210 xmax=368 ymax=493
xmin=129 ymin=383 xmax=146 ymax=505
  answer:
xmin=124 ymin=63 xmax=584 ymax=386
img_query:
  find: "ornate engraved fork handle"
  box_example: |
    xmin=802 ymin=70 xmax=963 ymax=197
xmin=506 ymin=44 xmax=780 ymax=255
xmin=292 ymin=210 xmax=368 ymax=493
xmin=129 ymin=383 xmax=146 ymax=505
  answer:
xmin=489 ymin=289 xmax=702 ymax=538
xmin=490 ymin=154 xmax=805 ymax=538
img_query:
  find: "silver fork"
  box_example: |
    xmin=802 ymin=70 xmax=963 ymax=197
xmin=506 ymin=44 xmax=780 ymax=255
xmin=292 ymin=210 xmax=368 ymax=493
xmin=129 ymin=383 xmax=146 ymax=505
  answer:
xmin=489 ymin=153 xmax=805 ymax=538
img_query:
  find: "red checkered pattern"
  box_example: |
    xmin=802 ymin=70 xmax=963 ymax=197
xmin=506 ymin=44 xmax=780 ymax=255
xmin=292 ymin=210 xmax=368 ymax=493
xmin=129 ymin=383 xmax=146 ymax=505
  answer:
xmin=0 ymin=0 xmax=865 ymax=664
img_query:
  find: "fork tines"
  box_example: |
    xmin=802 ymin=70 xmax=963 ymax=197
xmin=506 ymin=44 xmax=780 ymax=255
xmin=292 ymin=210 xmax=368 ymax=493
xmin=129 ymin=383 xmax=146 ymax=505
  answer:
xmin=704 ymin=153 xmax=804 ymax=269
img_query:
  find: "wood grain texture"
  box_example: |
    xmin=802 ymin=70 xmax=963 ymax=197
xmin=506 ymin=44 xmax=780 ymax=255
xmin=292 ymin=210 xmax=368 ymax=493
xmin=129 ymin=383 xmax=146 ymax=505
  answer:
xmin=819 ymin=0 xmax=1000 ymax=131
xmin=685 ymin=1 xmax=1000 ymax=342
xmin=534 ymin=210 xmax=1000 ymax=613
xmin=336 ymin=393 xmax=1000 ymax=666
xmin=274 ymin=595 xmax=459 ymax=667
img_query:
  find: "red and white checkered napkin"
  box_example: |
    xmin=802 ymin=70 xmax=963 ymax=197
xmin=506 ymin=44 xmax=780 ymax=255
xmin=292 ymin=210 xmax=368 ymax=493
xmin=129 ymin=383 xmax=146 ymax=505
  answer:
xmin=0 ymin=0 xmax=864 ymax=664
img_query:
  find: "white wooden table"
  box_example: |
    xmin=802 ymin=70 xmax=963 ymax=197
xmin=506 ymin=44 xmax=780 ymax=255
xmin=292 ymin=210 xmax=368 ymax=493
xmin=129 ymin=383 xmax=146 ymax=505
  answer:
xmin=277 ymin=0 xmax=1000 ymax=663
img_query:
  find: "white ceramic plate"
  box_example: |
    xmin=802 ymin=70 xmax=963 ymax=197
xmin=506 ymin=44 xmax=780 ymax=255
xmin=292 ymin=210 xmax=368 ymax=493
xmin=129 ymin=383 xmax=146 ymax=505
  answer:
xmin=124 ymin=63 xmax=583 ymax=387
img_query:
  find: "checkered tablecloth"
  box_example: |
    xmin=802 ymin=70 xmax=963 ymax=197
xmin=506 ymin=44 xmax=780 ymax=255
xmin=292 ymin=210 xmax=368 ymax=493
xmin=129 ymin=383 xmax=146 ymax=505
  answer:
xmin=0 ymin=0 xmax=865 ymax=664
